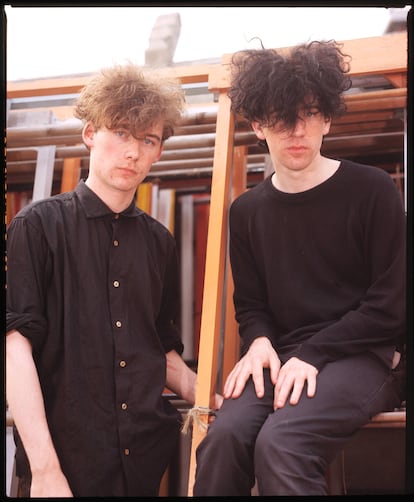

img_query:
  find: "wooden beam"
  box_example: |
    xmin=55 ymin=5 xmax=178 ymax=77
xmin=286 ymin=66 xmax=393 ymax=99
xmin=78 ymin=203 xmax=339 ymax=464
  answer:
xmin=60 ymin=157 xmax=81 ymax=193
xmin=187 ymin=91 xmax=235 ymax=496
xmin=213 ymin=32 xmax=407 ymax=91
xmin=6 ymin=63 xmax=217 ymax=99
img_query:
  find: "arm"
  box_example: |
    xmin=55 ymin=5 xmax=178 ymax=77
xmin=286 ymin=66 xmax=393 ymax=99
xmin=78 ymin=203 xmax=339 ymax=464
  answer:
xmin=165 ymin=350 xmax=223 ymax=410
xmin=6 ymin=330 xmax=73 ymax=497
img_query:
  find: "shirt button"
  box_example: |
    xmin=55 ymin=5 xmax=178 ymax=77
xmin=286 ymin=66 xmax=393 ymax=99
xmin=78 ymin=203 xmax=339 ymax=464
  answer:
xmin=124 ymin=448 xmax=130 ymax=456
xmin=114 ymin=214 xmax=120 ymax=220
xmin=120 ymin=360 xmax=126 ymax=368
xmin=113 ymin=240 xmax=119 ymax=247
xmin=116 ymin=320 xmax=122 ymax=328
xmin=121 ymin=402 xmax=128 ymax=410
xmin=113 ymin=280 xmax=120 ymax=288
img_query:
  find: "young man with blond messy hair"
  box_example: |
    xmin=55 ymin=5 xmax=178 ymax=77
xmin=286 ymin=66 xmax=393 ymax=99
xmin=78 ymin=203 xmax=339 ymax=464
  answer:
xmin=6 ymin=63 xmax=222 ymax=498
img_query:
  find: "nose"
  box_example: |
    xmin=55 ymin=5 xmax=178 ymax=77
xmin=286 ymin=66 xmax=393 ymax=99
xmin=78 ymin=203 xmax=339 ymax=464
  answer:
xmin=125 ymin=138 xmax=140 ymax=160
xmin=291 ymin=118 xmax=306 ymax=136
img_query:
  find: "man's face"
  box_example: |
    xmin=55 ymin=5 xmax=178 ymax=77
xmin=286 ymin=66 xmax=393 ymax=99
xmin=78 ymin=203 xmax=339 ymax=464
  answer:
xmin=252 ymin=107 xmax=331 ymax=173
xmin=83 ymin=121 xmax=164 ymax=195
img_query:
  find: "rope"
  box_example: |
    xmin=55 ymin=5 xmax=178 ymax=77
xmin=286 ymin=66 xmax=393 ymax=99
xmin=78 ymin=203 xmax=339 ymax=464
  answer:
xmin=181 ymin=405 xmax=213 ymax=435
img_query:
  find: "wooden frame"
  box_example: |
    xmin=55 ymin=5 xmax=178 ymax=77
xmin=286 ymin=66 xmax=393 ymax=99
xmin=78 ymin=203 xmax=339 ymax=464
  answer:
xmin=5 ymin=32 xmax=408 ymax=496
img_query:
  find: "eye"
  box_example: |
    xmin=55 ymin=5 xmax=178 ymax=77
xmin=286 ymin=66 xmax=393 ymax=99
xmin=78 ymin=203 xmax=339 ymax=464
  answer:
xmin=304 ymin=109 xmax=319 ymax=118
xmin=114 ymin=129 xmax=129 ymax=139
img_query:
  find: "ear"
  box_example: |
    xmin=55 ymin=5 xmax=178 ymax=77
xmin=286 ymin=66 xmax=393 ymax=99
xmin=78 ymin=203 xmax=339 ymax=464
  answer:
xmin=322 ymin=117 xmax=332 ymax=136
xmin=251 ymin=121 xmax=266 ymax=140
xmin=82 ymin=122 xmax=95 ymax=149
xmin=153 ymin=144 xmax=164 ymax=164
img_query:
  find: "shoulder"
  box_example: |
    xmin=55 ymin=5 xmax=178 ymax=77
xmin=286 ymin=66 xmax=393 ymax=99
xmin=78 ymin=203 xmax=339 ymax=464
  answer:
xmin=11 ymin=191 xmax=77 ymax=224
xmin=231 ymin=176 xmax=270 ymax=212
xmin=338 ymin=159 xmax=403 ymax=214
xmin=340 ymin=159 xmax=395 ymax=186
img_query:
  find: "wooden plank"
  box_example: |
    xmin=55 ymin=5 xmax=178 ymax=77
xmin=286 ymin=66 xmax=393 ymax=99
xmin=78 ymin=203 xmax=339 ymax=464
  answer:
xmin=60 ymin=157 xmax=80 ymax=193
xmin=187 ymin=91 xmax=235 ymax=496
xmin=363 ymin=411 xmax=406 ymax=429
xmin=212 ymin=32 xmax=407 ymax=91
xmin=6 ymin=63 xmax=217 ymax=99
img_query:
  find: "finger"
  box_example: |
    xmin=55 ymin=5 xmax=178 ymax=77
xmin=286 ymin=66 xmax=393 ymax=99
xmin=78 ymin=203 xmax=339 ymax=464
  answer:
xmin=306 ymin=373 xmax=317 ymax=398
xmin=231 ymin=367 xmax=252 ymax=398
xmin=274 ymin=374 xmax=290 ymax=409
xmin=251 ymin=366 xmax=265 ymax=398
xmin=289 ymin=378 xmax=305 ymax=405
xmin=269 ymin=356 xmax=280 ymax=386
xmin=223 ymin=367 xmax=238 ymax=398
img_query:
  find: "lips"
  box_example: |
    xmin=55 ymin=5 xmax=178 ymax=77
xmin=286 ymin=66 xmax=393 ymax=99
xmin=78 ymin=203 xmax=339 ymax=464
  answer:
xmin=287 ymin=145 xmax=306 ymax=153
xmin=117 ymin=167 xmax=136 ymax=175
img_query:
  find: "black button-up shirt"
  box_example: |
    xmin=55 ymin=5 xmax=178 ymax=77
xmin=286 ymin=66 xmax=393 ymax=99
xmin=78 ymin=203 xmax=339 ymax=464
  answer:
xmin=6 ymin=180 xmax=184 ymax=496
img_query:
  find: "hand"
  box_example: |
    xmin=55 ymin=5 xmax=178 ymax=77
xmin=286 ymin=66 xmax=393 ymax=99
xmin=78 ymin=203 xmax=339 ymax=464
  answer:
xmin=30 ymin=467 xmax=73 ymax=498
xmin=273 ymin=356 xmax=318 ymax=410
xmin=223 ymin=337 xmax=281 ymax=399
xmin=211 ymin=393 xmax=224 ymax=410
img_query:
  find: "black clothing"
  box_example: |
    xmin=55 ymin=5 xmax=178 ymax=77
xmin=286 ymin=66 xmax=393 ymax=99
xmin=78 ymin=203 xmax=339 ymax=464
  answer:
xmin=6 ymin=180 xmax=184 ymax=497
xmin=194 ymin=355 xmax=402 ymax=496
xmin=229 ymin=160 xmax=406 ymax=369
xmin=194 ymin=159 xmax=406 ymax=496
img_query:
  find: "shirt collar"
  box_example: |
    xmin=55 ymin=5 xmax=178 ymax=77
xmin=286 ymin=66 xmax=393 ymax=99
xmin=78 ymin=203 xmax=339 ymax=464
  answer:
xmin=75 ymin=180 xmax=142 ymax=219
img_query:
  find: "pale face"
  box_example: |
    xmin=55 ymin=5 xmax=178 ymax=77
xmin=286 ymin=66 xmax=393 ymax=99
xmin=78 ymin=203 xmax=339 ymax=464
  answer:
xmin=83 ymin=121 xmax=164 ymax=205
xmin=252 ymin=108 xmax=331 ymax=175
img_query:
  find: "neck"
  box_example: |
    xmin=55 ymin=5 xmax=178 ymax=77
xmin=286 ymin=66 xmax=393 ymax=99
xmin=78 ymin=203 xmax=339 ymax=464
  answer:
xmin=85 ymin=177 xmax=135 ymax=213
xmin=272 ymin=156 xmax=340 ymax=193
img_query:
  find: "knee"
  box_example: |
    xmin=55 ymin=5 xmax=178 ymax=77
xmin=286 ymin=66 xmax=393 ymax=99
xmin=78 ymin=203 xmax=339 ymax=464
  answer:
xmin=203 ymin=414 xmax=248 ymax=447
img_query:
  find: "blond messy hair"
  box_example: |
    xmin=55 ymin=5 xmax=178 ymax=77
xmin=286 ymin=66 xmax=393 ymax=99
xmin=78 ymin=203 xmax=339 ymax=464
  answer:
xmin=74 ymin=63 xmax=185 ymax=141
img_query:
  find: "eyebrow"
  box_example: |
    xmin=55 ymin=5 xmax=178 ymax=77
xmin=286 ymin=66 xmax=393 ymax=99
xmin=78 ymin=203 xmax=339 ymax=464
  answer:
xmin=145 ymin=133 xmax=162 ymax=143
xmin=133 ymin=132 xmax=162 ymax=145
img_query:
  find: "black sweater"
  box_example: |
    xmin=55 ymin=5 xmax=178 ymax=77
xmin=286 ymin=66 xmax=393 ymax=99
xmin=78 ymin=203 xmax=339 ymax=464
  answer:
xmin=229 ymin=159 xmax=406 ymax=370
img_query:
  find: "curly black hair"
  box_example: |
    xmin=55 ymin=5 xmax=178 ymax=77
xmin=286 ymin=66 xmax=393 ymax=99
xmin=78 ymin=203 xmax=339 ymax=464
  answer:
xmin=228 ymin=40 xmax=352 ymax=130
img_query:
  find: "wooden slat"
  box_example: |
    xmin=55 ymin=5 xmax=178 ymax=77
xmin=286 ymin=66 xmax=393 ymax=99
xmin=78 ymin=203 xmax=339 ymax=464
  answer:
xmin=187 ymin=91 xmax=235 ymax=496
xmin=60 ymin=157 xmax=81 ymax=193
xmin=363 ymin=411 xmax=406 ymax=429
xmin=214 ymin=32 xmax=407 ymax=90
xmin=6 ymin=63 xmax=217 ymax=99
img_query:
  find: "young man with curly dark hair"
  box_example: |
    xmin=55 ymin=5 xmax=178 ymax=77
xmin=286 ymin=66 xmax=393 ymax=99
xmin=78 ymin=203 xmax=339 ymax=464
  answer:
xmin=193 ymin=41 xmax=406 ymax=496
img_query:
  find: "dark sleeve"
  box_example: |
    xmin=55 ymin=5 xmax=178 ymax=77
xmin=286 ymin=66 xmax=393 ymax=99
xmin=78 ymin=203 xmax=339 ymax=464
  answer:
xmin=6 ymin=212 xmax=50 ymax=349
xmin=296 ymin=173 xmax=406 ymax=369
xmin=229 ymin=197 xmax=277 ymax=355
xmin=156 ymin=236 xmax=184 ymax=355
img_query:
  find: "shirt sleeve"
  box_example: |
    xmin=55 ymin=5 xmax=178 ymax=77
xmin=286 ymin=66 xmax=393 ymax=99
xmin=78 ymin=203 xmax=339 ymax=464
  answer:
xmin=6 ymin=211 xmax=50 ymax=349
xmin=156 ymin=237 xmax=184 ymax=355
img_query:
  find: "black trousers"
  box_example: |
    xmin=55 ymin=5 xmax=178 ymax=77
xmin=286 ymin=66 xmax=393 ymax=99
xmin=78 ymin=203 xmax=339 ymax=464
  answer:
xmin=193 ymin=352 xmax=402 ymax=496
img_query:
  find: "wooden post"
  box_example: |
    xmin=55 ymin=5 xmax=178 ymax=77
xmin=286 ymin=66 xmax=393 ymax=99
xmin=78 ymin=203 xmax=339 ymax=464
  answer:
xmin=60 ymin=157 xmax=81 ymax=193
xmin=187 ymin=90 xmax=235 ymax=496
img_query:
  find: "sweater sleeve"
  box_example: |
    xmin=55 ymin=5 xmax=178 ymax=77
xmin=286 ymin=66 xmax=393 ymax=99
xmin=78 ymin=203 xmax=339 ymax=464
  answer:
xmin=229 ymin=196 xmax=278 ymax=355
xmin=229 ymin=169 xmax=406 ymax=370
xmin=294 ymin=172 xmax=406 ymax=369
